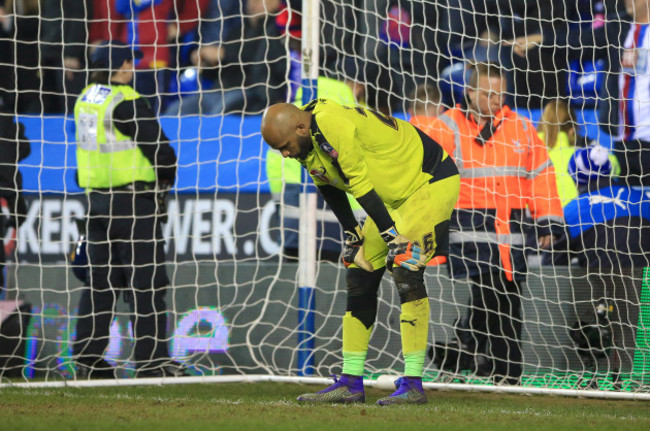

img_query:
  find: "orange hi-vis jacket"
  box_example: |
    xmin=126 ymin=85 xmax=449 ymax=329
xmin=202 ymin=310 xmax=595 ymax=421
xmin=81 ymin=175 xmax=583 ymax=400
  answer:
xmin=423 ymin=105 xmax=564 ymax=281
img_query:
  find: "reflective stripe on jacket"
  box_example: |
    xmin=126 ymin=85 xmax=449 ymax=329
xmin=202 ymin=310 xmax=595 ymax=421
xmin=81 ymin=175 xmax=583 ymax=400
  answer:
xmin=425 ymin=106 xmax=563 ymax=280
xmin=75 ymin=84 xmax=156 ymax=189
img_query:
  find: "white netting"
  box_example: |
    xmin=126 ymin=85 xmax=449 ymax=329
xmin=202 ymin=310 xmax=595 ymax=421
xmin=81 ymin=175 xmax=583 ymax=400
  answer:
xmin=0 ymin=0 xmax=649 ymax=397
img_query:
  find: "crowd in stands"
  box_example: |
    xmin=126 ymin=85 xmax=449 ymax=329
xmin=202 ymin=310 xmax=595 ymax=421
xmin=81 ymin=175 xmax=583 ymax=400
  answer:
xmin=0 ymin=0 xmax=632 ymax=115
xmin=0 ymin=0 xmax=289 ymax=114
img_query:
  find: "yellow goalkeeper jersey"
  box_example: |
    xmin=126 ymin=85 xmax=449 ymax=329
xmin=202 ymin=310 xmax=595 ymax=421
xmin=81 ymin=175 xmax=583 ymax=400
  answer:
xmin=299 ymin=98 xmax=446 ymax=208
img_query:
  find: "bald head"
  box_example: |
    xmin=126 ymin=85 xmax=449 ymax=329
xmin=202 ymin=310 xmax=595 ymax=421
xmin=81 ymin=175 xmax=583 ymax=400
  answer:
xmin=261 ymin=103 xmax=313 ymax=159
xmin=261 ymin=103 xmax=306 ymax=145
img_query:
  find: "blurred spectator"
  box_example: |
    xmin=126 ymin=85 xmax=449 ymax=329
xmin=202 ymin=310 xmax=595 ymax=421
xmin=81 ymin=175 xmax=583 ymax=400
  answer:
xmin=88 ymin=0 xmax=122 ymax=44
xmin=407 ymin=84 xmax=445 ymax=157
xmin=166 ymin=0 xmax=209 ymax=69
xmin=164 ymin=0 xmax=287 ymax=116
xmin=407 ymin=83 xmax=444 ymax=119
xmin=424 ymin=63 xmax=564 ymax=384
xmin=0 ymin=5 xmax=13 ymax=106
xmin=538 ymin=100 xmax=590 ymax=207
xmin=409 ymin=0 xmax=443 ymax=80
xmin=293 ymin=67 xmax=365 ymax=107
xmin=611 ymin=0 xmax=650 ymax=186
xmin=440 ymin=0 xmax=571 ymax=110
xmin=566 ymin=1 xmax=628 ymax=137
xmin=2 ymin=0 xmax=40 ymax=113
xmin=276 ymin=1 xmax=302 ymax=101
xmin=498 ymin=1 xmax=572 ymax=109
xmin=165 ymin=0 xmax=243 ymax=105
xmin=573 ymin=0 xmax=620 ymax=27
xmin=438 ymin=0 xmax=499 ymax=61
xmin=538 ymin=100 xmax=621 ymax=207
xmin=39 ymin=0 xmax=92 ymax=114
xmin=0 ymin=98 xmax=30 ymax=292
xmin=195 ymin=0 xmax=246 ymax=50
xmin=319 ymin=0 xmax=355 ymax=87
xmin=555 ymin=146 xmax=650 ymax=270
xmin=362 ymin=0 xmax=416 ymax=114
xmin=114 ymin=0 xmax=173 ymax=112
xmin=276 ymin=0 xmax=301 ymax=41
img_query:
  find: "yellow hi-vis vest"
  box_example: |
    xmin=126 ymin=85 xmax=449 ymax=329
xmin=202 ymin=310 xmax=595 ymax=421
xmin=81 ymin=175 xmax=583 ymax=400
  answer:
xmin=539 ymin=131 xmax=621 ymax=207
xmin=75 ymin=84 xmax=156 ymax=189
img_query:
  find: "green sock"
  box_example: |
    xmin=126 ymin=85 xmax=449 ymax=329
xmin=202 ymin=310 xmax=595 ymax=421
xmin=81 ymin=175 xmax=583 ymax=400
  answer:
xmin=400 ymin=298 xmax=430 ymax=377
xmin=342 ymin=311 xmax=372 ymax=376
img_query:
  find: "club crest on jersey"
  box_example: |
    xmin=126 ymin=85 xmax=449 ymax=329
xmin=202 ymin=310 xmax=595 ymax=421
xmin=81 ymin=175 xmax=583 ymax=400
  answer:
xmin=512 ymin=139 xmax=525 ymax=154
xmin=310 ymin=167 xmax=336 ymax=184
xmin=318 ymin=140 xmax=339 ymax=159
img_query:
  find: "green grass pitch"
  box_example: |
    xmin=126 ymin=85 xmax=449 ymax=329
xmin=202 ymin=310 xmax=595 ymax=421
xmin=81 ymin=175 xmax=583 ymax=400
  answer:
xmin=1 ymin=382 xmax=649 ymax=430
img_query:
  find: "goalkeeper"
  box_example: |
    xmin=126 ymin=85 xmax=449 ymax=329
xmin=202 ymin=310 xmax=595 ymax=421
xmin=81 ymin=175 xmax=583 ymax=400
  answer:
xmin=261 ymin=99 xmax=459 ymax=405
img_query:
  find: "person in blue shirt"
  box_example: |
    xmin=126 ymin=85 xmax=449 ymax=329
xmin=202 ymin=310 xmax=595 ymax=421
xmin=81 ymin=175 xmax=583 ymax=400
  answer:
xmin=560 ymin=146 xmax=650 ymax=269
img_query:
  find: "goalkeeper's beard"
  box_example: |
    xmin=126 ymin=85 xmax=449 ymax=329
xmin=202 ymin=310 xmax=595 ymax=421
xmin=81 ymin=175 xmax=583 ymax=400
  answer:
xmin=296 ymin=135 xmax=313 ymax=160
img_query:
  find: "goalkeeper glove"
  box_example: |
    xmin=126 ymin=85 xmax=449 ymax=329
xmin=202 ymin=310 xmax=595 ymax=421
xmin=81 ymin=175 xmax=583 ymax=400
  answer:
xmin=381 ymin=226 xmax=427 ymax=273
xmin=341 ymin=225 xmax=373 ymax=272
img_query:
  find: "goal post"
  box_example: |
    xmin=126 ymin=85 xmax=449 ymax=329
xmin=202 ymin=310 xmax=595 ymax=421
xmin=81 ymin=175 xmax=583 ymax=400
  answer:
xmin=0 ymin=0 xmax=649 ymax=401
xmin=296 ymin=0 xmax=319 ymax=377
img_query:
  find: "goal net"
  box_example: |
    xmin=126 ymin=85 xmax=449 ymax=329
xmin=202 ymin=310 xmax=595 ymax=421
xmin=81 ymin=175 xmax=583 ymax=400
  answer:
xmin=1 ymin=0 xmax=649 ymax=398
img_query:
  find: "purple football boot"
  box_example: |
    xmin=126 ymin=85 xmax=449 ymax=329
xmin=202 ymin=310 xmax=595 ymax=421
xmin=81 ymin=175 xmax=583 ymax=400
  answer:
xmin=297 ymin=374 xmax=365 ymax=403
xmin=377 ymin=376 xmax=427 ymax=405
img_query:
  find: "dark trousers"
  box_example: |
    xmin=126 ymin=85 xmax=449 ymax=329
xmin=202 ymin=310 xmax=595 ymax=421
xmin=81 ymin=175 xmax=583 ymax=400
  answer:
xmin=613 ymin=139 xmax=650 ymax=186
xmin=468 ymin=270 xmax=523 ymax=382
xmin=73 ymin=190 xmax=170 ymax=369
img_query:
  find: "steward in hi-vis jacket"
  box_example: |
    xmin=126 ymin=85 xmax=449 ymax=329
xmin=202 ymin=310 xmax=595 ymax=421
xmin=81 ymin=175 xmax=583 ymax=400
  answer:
xmin=73 ymin=41 xmax=183 ymax=379
xmin=424 ymin=62 xmax=564 ymax=385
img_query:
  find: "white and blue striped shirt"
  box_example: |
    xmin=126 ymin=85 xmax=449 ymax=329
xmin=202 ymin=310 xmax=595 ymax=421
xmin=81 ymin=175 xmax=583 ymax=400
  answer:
xmin=618 ymin=23 xmax=650 ymax=141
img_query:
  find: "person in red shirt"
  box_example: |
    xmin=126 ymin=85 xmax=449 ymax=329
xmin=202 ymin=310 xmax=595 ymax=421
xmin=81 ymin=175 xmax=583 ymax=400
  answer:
xmin=407 ymin=83 xmax=445 ymax=121
xmin=112 ymin=0 xmax=173 ymax=111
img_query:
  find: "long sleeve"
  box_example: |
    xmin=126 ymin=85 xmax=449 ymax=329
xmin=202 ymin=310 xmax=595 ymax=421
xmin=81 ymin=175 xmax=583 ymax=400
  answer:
xmin=318 ymin=185 xmax=359 ymax=232
xmin=319 ymin=184 xmax=395 ymax=234
xmin=112 ymin=98 xmax=177 ymax=184
xmin=525 ymin=119 xmax=564 ymax=236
